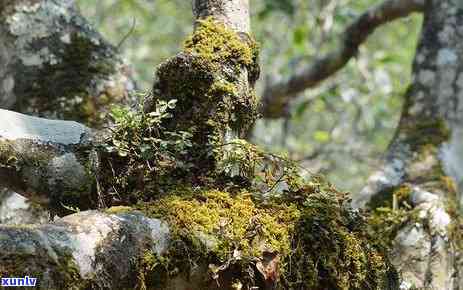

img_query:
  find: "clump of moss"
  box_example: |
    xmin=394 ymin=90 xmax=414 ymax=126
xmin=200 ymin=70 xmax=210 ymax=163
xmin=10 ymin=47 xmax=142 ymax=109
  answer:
xmin=139 ymin=189 xmax=297 ymax=259
xmin=279 ymin=180 xmax=395 ymax=290
xmin=183 ymin=18 xmax=256 ymax=68
xmin=133 ymin=176 xmax=394 ymax=289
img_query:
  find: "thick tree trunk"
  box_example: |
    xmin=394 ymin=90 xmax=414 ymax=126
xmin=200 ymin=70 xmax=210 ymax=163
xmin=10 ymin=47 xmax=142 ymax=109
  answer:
xmin=354 ymin=0 xmax=463 ymax=288
xmin=0 ymin=0 xmax=136 ymax=125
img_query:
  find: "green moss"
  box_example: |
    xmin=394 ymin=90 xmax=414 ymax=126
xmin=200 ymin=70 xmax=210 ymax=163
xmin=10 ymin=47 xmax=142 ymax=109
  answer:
xmin=183 ymin=18 xmax=256 ymax=68
xmin=139 ymin=190 xmax=296 ymax=259
xmin=105 ymin=206 xmax=133 ymax=215
xmin=136 ymin=250 xmax=165 ymax=290
xmin=367 ymin=206 xmax=419 ymax=249
xmin=281 ymin=186 xmax=395 ymax=290
xmin=133 ymin=179 xmax=393 ymax=290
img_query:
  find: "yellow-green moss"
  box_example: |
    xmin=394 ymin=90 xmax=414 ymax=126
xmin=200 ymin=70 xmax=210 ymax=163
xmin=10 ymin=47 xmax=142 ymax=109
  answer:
xmin=138 ymin=189 xmax=297 ymax=261
xmin=392 ymin=185 xmax=412 ymax=210
xmin=183 ymin=18 xmax=256 ymax=68
xmin=284 ymin=188 xmax=394 ymax=290
xmin=367 ymin=206 xmax=419 ymax=249
xmin=132 ymin=179 xmax=393 ymax=290
xmin=105 ymin=206 xmax=133 ymax=215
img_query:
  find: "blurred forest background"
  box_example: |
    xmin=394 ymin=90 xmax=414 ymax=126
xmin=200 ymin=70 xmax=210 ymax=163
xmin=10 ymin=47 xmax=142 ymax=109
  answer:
xmin=77 ymin=0 xmax=422 ymax=193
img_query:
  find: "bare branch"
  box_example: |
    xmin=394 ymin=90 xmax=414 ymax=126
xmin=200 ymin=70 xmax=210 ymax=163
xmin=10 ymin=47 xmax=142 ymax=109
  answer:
xmin=261 ymin=0 xmax=425 ymax=118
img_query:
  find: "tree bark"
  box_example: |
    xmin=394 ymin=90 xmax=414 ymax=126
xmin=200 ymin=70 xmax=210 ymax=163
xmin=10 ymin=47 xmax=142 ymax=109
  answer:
xmin=0 ymin=109 xmax=100 ymax=215
xmin=0 ymin=210 xmax=171 ymax=290
xmin=353 ymin=0 xmax=463 ymax=288
xmin=0 ymin=0 xmax=136 ymax=126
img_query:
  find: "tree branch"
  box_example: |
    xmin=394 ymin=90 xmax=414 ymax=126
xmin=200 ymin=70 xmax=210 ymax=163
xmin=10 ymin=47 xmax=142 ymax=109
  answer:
xmin=193 ymin=0 xmax=251 ymax=33
xmin=261 ymin=0 xmax=425 ymax=118
xmin=0 ymin=109 xmax=99 ymax=213
xmin=353 ymin=1 xmax=463 ymax=287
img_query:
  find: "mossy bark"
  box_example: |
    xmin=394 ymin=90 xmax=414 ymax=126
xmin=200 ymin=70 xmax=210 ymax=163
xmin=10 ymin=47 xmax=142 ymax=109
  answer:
xmin=0 ymin=109 xmax=103 ymax=216
xmin=0 ymin=0 xmax=136 ymax=127
xmin=354 ymin=1 xmax=463 ymax=288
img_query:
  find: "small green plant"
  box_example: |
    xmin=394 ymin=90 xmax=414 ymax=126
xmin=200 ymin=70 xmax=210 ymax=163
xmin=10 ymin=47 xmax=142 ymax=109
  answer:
xmin=97 ymin=97 xmax=195 ymax=203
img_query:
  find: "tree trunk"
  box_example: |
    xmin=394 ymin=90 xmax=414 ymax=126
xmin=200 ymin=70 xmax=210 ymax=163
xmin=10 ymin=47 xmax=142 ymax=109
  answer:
xmin=0 ymin=0 xmax=136 ymax=125
xmin=354 ymin=0 xmax=463 ymax=288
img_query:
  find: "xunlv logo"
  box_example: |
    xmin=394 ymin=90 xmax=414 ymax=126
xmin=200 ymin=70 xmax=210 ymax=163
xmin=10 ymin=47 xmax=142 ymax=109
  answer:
xmin=1 ymin=276 xmax=37 ymax=287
